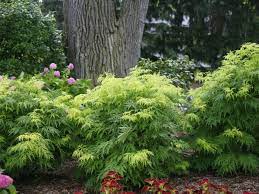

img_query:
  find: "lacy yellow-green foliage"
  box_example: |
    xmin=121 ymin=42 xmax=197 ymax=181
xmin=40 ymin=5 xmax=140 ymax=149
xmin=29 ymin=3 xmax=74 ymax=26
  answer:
xmin=0 ymin=77 xmax=74 ymax=174
xmin=191 ymin=43 xmax=259 ymax=175
xmin=69 ymin=70 xmax=191 ymax=188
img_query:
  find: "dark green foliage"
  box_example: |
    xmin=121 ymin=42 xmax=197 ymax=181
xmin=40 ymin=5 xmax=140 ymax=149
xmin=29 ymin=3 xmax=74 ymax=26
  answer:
xmin=137 ymin=56 xmax=196 ymax=89
xmin=41 ymin=0 xmax=64 ymax=30
xmin=0 ymin=0 xmax=65 ymax=76
xmin=143 ymin=0 xmax=258 ymax=67
xmin=190 ymin=43 xmax=259 ymax=175
xmin=69 ymin=70 xmax=191 ymax=189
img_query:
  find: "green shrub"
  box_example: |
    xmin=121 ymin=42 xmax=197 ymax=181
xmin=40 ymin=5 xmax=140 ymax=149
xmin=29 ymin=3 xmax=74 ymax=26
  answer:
xmin=0 ymin=65 xmax=90 ymax=174
xmin=69 ymin=70 xmax=191 ymax=189
xmin=137 ymin=56 xmax=196 ymax=89
xmin=190 ymin=43 xmax=259 ymax=175
xmin=0 ymin=0 xmax=65 ymax=76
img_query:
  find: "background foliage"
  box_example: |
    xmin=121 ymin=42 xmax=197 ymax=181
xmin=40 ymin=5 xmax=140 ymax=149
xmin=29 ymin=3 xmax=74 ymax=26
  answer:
xmin=0 ymin=0 xmax=64 ymax=76
xmin=143 ymin=0 xmax=259 ymax=68
xmin=137 ymin=56 xmax=196 ymax=89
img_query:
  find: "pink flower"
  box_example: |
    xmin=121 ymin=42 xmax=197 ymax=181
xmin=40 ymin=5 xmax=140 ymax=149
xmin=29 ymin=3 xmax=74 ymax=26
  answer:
xmin=67 ymin=63 xmax=74 ymax=70
xmin=67 ymin=77 xmax=76 ymax=85
xmin=44 ymin=67 xmax=49 ymax=73
xmin=0 ymin=174 xmax=13 ymax=189
xmin=49 ymin=63 xmax=57 ymax=69
xmin=0 ymin=75 xmax=3 ymax=81
xmin=54 ymin=71 xmax=61 ymax=77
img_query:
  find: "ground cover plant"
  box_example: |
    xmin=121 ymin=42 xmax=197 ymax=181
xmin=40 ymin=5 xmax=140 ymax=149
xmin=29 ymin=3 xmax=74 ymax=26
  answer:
xmin=190 ymin=43 xmax=259 ymax=175
xmin=69 ymin=69 xmax=192 ymax=189
xmin=98 ymin=170 xmax=257 ymax=194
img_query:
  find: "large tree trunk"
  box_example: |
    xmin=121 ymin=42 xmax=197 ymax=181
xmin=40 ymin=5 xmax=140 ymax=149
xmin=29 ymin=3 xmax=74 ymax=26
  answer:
xmin=64 ymin=0 xmax=149 ymax=84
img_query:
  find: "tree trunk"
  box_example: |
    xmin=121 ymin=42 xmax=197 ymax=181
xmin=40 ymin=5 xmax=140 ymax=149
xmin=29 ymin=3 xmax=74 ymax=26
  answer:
xmin=64 ymin=0 xmax=149 ymax=84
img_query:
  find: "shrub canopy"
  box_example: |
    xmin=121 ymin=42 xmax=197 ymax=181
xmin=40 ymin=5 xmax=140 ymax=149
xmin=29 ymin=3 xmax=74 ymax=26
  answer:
xmin=191 ymin=43 xmax=259 ymax=175
xmin=0 ymin=65 xmax=90 ymax=174
xmin=70 ymin=70 xmax=191 ymax=188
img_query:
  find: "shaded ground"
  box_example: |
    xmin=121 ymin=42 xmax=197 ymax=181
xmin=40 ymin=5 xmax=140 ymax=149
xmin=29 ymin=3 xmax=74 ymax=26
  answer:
xmin=16 ymin=161 xmax=259 ymax=194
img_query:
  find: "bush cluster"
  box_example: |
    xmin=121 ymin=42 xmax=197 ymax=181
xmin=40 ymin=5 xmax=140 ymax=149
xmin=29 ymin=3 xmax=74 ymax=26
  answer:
xmin=0 ymin=0 xmax=65 ymax=76
xmin=0 ymin=43 xmax=258 ymax=190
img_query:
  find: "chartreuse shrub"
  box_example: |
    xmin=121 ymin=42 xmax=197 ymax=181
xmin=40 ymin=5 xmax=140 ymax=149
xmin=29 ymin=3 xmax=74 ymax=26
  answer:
xmin=0 ymin=64 xmax=90 ymax=175
xmin=69 ymin=70 xmax=192 ymax=189
xmin=190 ymin=43 xmax=259 ymax=175
xmin=0 ymin=0 xmax=64 ymax=76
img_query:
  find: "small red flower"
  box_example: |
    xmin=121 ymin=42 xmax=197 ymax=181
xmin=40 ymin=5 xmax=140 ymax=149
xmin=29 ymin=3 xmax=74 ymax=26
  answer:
xmin=198 ymin=178 xmax=209 ymax=186
xmin=105 ymin=171 xmax=123 ymax=180
xmin=153 ymin=178 xmax=169 ymax=188
xmin=144 ymin=178 xmax=157 ymax=185
xmin=141 ymin=185 xmax=151 ymax=192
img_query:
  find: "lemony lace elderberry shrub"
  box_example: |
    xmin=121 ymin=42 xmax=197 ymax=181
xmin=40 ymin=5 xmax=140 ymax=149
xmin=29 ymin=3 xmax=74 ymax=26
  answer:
xmin=69 ymin=69 xmax=192 ymax=189
xmin=190 ymin=43 xmax=259 ymax=175
xmin=0 ymin=63 xmax=90 ymax=175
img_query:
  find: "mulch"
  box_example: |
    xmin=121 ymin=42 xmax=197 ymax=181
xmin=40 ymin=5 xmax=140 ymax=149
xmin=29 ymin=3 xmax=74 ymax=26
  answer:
xmin=15 ymin=161 xmax=259 ymax=194
xmin=16 ymin=174 xmax=259 ymax=194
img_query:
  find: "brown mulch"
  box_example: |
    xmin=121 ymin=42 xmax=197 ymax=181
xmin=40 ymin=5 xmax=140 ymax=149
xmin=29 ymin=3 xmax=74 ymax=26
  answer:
xmin=15 ymin=161 xmax=259 ymax=194
xmin=174 ymin=174 xmax=259 ymax=194
xmin=16 ymin=174 xmax=259 ymax=194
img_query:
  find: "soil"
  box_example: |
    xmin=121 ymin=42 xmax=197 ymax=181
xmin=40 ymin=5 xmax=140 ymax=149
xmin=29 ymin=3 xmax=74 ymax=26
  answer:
xmin=15 ymin=161 xmax=259 ymax=194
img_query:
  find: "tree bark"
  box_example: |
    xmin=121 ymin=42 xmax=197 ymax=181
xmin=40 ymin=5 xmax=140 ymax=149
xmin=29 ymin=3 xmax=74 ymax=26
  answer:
xmin=64 ymin=0 xmax=149 ymax=84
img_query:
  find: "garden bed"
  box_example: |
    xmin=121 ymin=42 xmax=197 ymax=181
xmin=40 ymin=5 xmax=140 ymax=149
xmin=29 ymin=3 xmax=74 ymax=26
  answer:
xmin=16 ymin=171 xmax=259 ymax=193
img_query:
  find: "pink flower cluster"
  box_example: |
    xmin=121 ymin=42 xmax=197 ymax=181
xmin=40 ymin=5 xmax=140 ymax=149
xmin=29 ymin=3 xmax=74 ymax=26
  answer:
xmin=49 ymin=63 xmax=57 ymax=70
xmin=67 ymin=63 xmax=74 ymax=70
xmin=0 ymin=174 xmax=13 ymax=189
xmin=67 ymin=77 xmax=76 ymax=85
xmin=54 ymin=71 xmax=61 ymax=78
xmin=42 ymin=63 xmax=77 ymax=85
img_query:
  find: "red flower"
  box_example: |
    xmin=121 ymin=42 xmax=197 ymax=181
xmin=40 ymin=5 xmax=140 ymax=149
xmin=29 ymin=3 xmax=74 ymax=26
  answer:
xmin=215 ymin=184 xmax=230 ymax=192
xmin=144 ymin=178 xmax=157 ymax=185
xmin=153 ymin=178 xmax=169 ymax=188
xmin=198 ymin=178 xmax=209 ymax=186
xmin=105 ymin=171 xmax=123 ymax=180
xmin=142 ymin=185 xmax=151 ymax=192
